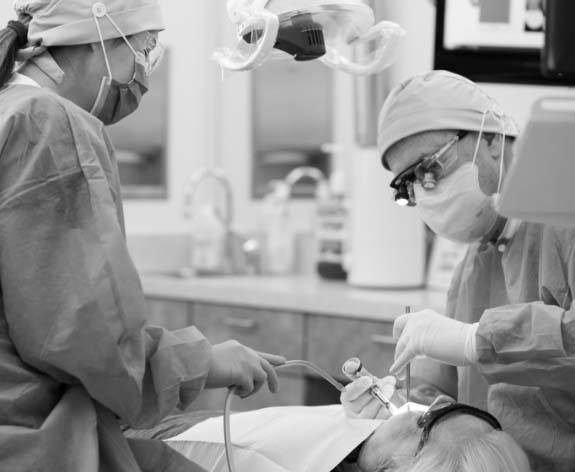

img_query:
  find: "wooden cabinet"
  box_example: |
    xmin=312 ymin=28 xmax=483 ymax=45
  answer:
xmin=145 ymin=299 xmax=191 ymax=330
xmin=307 ymin=316 xmax=396 ymax=380
xmin=145 ymin=298 xmax=399 ymax=411
xmin=193 ymin=303 xmax=305 ymax=361
xmin=190 ymin=375 xmax=306 ymax=412
xmin=189 ymin=303 xmax=307 ymax=411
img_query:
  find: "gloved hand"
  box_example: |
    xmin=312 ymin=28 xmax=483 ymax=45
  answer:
xmin=390 ymin=309 xmax=479 ymax=377
xmin=206 ymin=340 xmax=286 ymax=398
xmin=341 ymin=376 xmax=397 ymax=419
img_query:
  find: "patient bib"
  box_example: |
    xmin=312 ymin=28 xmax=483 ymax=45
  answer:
xmin=166 ymin=405 xmax=382 ymax=472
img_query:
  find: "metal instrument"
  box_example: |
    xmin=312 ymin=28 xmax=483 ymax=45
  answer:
xmin=342 ymin=357 xmax=399 ymax=415
xmin=405 ymin=306 xmax=411 ymax=411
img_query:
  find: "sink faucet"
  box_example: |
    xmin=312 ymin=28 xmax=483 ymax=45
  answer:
xmin=284 ymin=166 xmax=327 ymax=195
xmin=182 ymin=168 xmax=234 ymax=275
xmin=183 ymin=168 xmax=261 ymax=275
xmin=183 ymin=168 xmax=234 ymax=229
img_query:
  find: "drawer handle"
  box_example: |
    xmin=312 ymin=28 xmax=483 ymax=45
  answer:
xmin=371 ymin=334 xmax=395 ymax=346
xmin=225 ymin=318 xmax=259 ymax=331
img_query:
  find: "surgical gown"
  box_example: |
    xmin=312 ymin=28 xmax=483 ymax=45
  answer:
xmin=421 ymin=223 xmax=575 ymax=472
xmin=0 ymin=83 xmax=211 ymax=471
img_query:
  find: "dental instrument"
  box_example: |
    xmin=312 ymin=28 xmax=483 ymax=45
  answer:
xmin=341 ymin=357 xmax=399 ymax=416
xmin=405 ymin=306 xmax=411 ymax=412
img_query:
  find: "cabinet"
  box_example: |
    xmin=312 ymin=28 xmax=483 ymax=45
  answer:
xmin=145 ymin=298 xmax=399 ymax=412
xmin=191 ymin=303 xmax=307 ymax=411
xmin=193 ymin=303 xmax=305 ymax=360
xmin=191 ymin=375 xmax=306 ymax=413
xmin=307 ymin=316 xmax=396 ymax=380
xmin=145 ymin=299 xmax=191 ymax=330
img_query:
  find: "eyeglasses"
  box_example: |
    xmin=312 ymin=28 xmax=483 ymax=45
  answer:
xmin=414 ymin=402 xmax=502 ymax=456
xmin=128 ymin=32 xmax=165 ymax=75
xmin=390 ymin=130 xmax=469 ymax=207
xmin=139 ymin=33 xmax=165 ymax=74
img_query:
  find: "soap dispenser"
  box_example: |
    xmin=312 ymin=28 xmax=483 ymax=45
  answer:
xmin=183 ymin=168 xmax=233 ymax=276
xmin=260 ymin=180 xmax=295 ymax=275
xmin=316 ymin=170 xmax=349 ymax=280
xmin=189 ymin=205 xmax=227 ymax=275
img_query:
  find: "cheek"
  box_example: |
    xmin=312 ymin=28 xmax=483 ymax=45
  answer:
xmin=357 ymin=415 xmax=421 ymax=471
xmin=107 ymin=46 xmax=136 ymax=83
xmin=357 ymin=428 xmax=399 ymax=471
xmin=476 ymin=154 xmax=500 ymax=196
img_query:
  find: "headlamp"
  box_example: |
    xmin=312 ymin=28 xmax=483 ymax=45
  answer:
xmin=243 ymin=13 xmax=326 ymax=61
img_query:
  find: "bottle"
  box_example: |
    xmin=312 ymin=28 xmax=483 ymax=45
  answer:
xmin=189 ymin=205 xmax=227 ymax=275
xmin=316 ymin=170 xmax=349 ymax=280
xmin=261 ymin=181 xmax=295 ymax=275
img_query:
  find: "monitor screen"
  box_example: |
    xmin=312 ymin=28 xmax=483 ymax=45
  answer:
xmin=443 ymin=0 xmax=544 ymax=51
xmin=434 ymin=0 xmax=574 ymax=85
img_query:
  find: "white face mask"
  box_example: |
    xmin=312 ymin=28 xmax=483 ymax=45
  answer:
xmin=414 ymin=162 xmax=499 ymax=243
xmin=413 ymin=108 xmax=509 ymax=243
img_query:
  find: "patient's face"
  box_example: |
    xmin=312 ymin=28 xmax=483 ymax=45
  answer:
xmin=357 ymin=411 xmax=421 ymax=472
xmin=358 ymin=403 xmax=494 ymax=472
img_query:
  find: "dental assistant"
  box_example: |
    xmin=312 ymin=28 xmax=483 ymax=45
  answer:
xmin=0 ymin=1 xmax=284 ymax=471
xmin=368 ymin=71 xmax=575 ymax=471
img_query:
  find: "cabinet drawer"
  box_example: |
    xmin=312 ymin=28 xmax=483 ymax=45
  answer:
xmin=145 ymin=299 xmax=191 ymax=330
xmin=307 ymin=316 xmax=395 ymax=380
xmin=193 ymin=304 xmax=305 ymax=361
xmin=189 ymin=375 xmax=305 ymax=412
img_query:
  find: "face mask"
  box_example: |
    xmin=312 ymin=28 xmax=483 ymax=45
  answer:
xmin=414 ymin=107 xmax=509 ymax=243
xmin=90 ymin=52 xmax=150 ymax=125
xmin=90 ymin=6 xmax=161 ymax=125
xmin=414 ymin=162 xmax=499 ymax=243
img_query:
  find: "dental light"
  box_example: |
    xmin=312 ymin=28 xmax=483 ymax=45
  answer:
xmin=214 ymin=0 xmax=406 ymax=75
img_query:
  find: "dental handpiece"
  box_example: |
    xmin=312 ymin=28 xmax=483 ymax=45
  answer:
xmin=342 ymin=358 xmax=399 ymax=415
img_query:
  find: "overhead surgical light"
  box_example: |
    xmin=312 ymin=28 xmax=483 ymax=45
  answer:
xmin=214 ymin=0 xmax=406 ymax=75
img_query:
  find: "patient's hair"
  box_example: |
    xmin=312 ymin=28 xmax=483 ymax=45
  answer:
xmin=400 ymin=430 xmax=531 ymax=472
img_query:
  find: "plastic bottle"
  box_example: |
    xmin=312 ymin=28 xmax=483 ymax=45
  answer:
xmin=189 ymin=205 xmax=228 ymax=275
xmin=261 ymin=181 xmax=295 ymax=275
xmin=316 ymin=170 xmax=349 ymax=280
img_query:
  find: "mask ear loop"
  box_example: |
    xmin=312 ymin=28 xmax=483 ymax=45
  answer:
xmin=497 ymin=114 xmax=507 ymax=194
xmin=472 ymin=110 xmax=489 ymax=167
xmin=92 ymin=14 xmax=114 ymax=79
xmin=93 ymin=7 xmax=142 ymax=78
xmin=104 ymin=13 xmax=139 ymax=57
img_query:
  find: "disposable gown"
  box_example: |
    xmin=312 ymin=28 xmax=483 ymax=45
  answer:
xmin=430 ymin=223 xmax=575 ymax=472
xmin=0 ymin=83 xmax=212 ymax=471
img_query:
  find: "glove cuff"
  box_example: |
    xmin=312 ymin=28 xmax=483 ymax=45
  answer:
xmin=464 ymin=323 xmax=480 ymax=364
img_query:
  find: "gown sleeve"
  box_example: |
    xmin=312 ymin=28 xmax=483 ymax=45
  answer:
xmin=0 ymin=92 xmax=212 ymax=429
xmin=475 ymin=229 xmax=575 ymax=393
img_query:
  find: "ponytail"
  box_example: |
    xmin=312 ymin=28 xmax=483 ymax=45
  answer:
xmin=0 ymin=16 xmax=31 ymax=89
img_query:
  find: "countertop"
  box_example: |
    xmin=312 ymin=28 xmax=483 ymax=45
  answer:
xmin=141 ymin=274 xmax=447 ymax=321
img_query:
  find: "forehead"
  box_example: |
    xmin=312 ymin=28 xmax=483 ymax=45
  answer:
xmin=385 ymin=130 xmax=459 ymax=175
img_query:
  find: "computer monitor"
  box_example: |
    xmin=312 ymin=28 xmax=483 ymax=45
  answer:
xmin=497 ymin=97 xmax=575 ymax=226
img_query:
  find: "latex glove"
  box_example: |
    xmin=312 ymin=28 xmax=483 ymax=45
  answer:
xmin=341 ymin=376 xmax=397 ymax=419
xmin=206 ymin=340 xmax=286 ymax=398
xmin=390 ymin=309 xmax=479 ymax=377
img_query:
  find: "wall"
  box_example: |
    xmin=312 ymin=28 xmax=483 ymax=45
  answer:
xmin=0 ymin=2 xmax=351 ymax=240
xmin=3 ymin=1 xmax=573 ymax=236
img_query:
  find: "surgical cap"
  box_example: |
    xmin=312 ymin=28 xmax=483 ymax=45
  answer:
xmin=377 ymin=70 xmax=519 ymax=167
xmin=13 ymin=0 xmax=164 ymax=46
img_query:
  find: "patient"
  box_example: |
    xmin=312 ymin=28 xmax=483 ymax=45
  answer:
xmin=145 ymin=396 xmax=530 ymax=472
xmin=356 ymin=397 xmax=531 ymax=472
